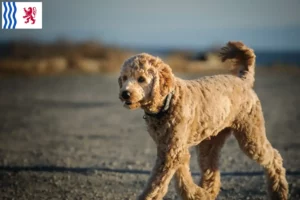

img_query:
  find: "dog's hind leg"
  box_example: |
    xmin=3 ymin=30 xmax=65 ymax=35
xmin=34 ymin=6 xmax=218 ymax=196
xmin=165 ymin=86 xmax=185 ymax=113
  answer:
xmin=195 ymin=128 xmax=231 ymax=199
xmin=233 ymin=103 xmax=288 ymax=200
xmin=174 ymin=152 xmax=212 ymax=200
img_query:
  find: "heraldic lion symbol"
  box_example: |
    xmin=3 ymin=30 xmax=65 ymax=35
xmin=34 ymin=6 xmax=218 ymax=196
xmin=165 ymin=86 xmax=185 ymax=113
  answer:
xmin=23 ymin=7 xmax=36 ymax=24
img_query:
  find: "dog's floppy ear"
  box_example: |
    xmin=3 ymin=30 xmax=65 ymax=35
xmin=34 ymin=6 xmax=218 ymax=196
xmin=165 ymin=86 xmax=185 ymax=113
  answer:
xmin=151 ymin=62 xmax=174 ymax=99
xmin=118 ymin=76 xmax=122 ymax=88
xmin=158 ymin=64 xmax=174 ymax=96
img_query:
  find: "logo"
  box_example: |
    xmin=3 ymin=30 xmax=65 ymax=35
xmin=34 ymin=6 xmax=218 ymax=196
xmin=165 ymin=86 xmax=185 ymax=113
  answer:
xmin=2 ymin=2 xmax=42 ymax=29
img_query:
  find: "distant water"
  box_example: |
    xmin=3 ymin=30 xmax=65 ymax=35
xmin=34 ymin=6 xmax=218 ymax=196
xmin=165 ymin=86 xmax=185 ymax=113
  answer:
xmin=255 ymin=51 xmax=300 ymax=66
xmin=132 ymin=48 xmax=300 ymax=66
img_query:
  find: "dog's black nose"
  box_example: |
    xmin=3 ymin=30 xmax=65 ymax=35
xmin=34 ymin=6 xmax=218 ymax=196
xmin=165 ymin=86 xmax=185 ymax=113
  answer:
xmin=121 ymin=91 xmax=131 ymax=99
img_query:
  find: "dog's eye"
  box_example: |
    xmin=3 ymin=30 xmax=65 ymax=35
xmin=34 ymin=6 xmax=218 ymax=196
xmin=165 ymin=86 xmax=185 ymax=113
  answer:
xmin=123 ymin=76 xmax=127 ymax=81
xmin=138 ymin=76 xmax=145 ymax=83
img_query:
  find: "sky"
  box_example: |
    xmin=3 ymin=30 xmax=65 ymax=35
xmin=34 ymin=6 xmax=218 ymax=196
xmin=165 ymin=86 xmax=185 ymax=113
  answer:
xmin=1 ymin=0 xmax=300 ymax=50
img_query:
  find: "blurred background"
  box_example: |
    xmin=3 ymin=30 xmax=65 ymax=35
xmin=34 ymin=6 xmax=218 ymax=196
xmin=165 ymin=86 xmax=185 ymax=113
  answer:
xmin=0 ymin=0 xmax=300 ymax=199
xmin=1 ymin=0 xmax=300 ymax=75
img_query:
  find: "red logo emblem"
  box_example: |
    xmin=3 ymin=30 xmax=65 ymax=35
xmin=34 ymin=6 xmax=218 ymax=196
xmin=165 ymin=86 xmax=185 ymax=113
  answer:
xmin=23 ymin=7 xmax=36 ymax=24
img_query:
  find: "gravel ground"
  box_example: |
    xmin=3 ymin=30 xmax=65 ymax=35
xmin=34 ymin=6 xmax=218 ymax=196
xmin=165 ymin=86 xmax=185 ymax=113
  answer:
xmin=0 ymin=70 xmax=299 ymax=199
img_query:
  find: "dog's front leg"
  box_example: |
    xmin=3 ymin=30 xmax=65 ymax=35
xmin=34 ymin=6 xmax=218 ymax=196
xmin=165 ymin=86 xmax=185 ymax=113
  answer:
xmin=138 ymin=141 xmax=189 ymax=200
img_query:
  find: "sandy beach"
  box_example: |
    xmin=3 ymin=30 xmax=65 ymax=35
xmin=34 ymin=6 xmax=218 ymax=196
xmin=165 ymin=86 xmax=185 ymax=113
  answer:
xmin=0 ymin=69 xmax=299 ymax=200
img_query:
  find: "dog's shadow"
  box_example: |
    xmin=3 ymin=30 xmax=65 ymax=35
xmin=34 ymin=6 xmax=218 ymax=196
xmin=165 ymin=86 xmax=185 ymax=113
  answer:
xmin=0 ymin=165 xmax=299 ymax=176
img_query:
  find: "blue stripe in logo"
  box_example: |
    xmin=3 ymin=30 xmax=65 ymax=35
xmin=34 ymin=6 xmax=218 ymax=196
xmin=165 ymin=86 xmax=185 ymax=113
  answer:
xmin=2 ymin=2 xmax=17 ymax=29
xmin=12 ymin=2 xmax=17 ymax=28
xmin=7 ymin=2 xmax=12 ymax=28
xmin=3 ymin=2 xmax=8 ymax=29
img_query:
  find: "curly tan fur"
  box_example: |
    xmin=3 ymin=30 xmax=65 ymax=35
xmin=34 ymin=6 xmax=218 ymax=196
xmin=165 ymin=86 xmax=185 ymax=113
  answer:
xmin=118 ymin=41 xmax=288 ymax=200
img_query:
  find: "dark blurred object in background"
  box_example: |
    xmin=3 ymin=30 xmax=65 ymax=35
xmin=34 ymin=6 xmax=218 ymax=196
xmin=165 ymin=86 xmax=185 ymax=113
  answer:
xmin=1 ymin=40 xmax=300 ymax=75
xmin=0 ymin=40 xmax=135 ymax=75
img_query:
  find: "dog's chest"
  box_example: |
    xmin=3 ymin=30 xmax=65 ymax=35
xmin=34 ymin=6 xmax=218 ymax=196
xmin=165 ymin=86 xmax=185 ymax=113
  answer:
xmin=145 ymin=118 xmax=171 ymax=144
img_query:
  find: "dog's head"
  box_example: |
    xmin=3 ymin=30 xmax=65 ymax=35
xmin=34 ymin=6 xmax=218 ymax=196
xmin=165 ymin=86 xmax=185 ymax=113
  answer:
xmin=118 ymin=53 xmax=174 ymax=112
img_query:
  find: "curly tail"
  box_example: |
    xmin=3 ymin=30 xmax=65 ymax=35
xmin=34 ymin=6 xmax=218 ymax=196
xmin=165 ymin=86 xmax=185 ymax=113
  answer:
xmin=219 ymin=41 xmax=256 ymax=87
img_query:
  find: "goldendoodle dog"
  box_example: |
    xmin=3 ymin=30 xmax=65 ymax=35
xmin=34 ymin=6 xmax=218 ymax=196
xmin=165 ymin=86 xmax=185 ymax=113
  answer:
xmin=118 ymin=41 xmax=288 ymax=200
